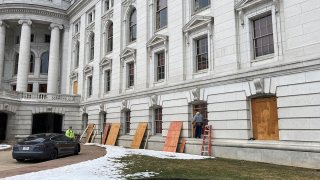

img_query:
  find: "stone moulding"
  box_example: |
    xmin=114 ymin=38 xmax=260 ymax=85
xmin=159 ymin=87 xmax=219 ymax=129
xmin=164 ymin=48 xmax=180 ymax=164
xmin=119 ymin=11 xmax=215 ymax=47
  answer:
xmin=0 ymin=5 xmax=68 ymax=20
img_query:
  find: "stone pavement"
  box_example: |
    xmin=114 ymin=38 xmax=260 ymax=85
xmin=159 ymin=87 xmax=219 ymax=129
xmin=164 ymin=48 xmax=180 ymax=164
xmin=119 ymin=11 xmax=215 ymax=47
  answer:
xmin=0 ymin=144 xmax=106 ymax=179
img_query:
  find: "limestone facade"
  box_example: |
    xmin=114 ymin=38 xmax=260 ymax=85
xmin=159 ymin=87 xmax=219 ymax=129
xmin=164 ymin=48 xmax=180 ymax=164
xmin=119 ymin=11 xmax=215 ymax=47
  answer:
xmin=0 ymin=0 xmax=320 ymax=169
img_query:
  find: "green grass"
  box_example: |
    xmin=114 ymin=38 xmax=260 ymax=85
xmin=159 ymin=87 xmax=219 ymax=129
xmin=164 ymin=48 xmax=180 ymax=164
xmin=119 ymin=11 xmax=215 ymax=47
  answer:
xmin=119 ymin=155 xmax=320 ymax=180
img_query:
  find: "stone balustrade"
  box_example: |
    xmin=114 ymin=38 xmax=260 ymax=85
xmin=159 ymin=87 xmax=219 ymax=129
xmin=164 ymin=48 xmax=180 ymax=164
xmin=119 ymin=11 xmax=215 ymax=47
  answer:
xmin=0 ymin=89 xmax=80 ymax=103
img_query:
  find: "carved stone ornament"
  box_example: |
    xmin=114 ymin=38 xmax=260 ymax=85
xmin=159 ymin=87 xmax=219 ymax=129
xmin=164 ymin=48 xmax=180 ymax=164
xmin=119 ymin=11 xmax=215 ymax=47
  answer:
xmin=99 ymin=57 xmax=112 ymax=69
xmin=192 ymin=88 xmax=200 ymax=101
xmin=120 ymin=48 xmax=136 ymax=63
xmin=83 ymin=65 xmax=93 ymax=75
xmin=69 ymin=71 xmax=78 ymax=80
xmin=150 ymin=95 xmax=158 ymax=106
xmin=147 ymin=34 xmax=168 ymax=48
xmin=121 ymin=100 xmax=127 ymax=110
xmin=82 ymin=106 xmax=87 ymax=114
xmin=235 ymin=0 xmax=274 ymax=11
xmin=99 ymin=103 xmax=105 ymax=112
xmin=4 ymin=104 xmax=9 ymax=110
xmin=183 ymin=15 xmax=213 ymax=33
xmin=253 ymin=78 xmax=264 ymax=94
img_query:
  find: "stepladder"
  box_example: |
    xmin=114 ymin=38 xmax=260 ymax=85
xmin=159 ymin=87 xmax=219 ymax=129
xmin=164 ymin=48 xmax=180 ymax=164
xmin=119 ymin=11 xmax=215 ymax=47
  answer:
xmin=201 ymin=125 xmax=212 ymax=156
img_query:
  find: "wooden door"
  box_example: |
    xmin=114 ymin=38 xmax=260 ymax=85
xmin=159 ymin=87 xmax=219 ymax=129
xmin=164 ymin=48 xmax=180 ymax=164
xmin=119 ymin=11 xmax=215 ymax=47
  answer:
xmin=73 ymin=81 xmax=78 ymax=95
xmin=251 ymin=97 xmax=279 ymax=140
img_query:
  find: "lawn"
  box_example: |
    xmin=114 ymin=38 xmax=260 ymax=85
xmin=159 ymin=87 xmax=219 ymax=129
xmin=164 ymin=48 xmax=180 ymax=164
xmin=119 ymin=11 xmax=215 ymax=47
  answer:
xmin=120 ymin=155 xmax=320 ymax=179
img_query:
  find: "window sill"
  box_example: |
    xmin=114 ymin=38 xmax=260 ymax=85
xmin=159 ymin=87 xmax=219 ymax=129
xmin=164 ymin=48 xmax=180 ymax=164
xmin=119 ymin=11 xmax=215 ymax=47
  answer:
xmin=194 ymin=69 xmax=208 ymax=75
xmin=127 ymin=40 xmax=137 ymax=46
xmin=252 ymin=53 xmax=274 ymax=62
xmin=105 ymin=51 xmax=113 ymax=56
xmin=154 ymin=79 xmax=165 ymax=84
xmin=192 ymin=6 xmax=211 ymax=15
xmin=155 ymin=26 xmax=167 ymax=33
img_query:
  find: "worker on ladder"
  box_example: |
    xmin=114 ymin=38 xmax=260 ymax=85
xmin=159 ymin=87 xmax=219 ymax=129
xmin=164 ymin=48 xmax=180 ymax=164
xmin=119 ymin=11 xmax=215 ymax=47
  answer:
xmin=193 ymin=112 xmax=203 ymax=138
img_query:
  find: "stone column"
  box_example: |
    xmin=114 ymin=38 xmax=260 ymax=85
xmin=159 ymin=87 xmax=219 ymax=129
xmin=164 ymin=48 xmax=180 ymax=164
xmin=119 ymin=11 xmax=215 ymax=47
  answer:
xmin=47 ymin=23 xmax=63 ymax=94
xmin=16 ymin=20 xmax=32 ymax=92
xmin=0 ymin=21 xmax=8 ymax=87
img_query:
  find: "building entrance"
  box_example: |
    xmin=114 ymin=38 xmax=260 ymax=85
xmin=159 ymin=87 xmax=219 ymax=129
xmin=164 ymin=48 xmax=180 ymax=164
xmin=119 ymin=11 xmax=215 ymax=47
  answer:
xmin=32 ymin=113 xmax=63 ymax=134
xmin=0 ymin=113 xmax=8 ymax=140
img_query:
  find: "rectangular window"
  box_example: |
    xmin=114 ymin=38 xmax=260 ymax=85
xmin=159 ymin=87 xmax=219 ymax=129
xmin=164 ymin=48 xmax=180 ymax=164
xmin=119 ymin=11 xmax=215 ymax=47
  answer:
xmin=253 ymin=14 xmax=274 ymax=58
xmin=12 ymin=85 xmax=16 ymax=91
xmin=194 ymin=0 xmax=210 ymax=12
xmin=75 ymin=23 xmax=79 ymax=33
xmin=27 ymin=84 xmax=33 ymax=92
xmin=45 ymin=34 xmax=51 ymax=43
xmin=88 ymin=11 xmax=95 ymax=24
xmin=16 ymin=36 xmax=20 ymax=44
xmin=155 ymin=108 xmax=162 ymax=134
xmin=196 ymin=37 xmax=208 ymax=71
xmin=31 ymin=34 xmax=34 ymax=42
xmin=157 ymin=52 xmax=165 ymax=81
xmin=125 ymin=111 xmax=131 ymax=134
xmin=88 ymin=76 xmax=92 ymax=97
xmin=128 ymin=62 xmax=134 ymax=87
xmin=156 ymin=0 xmax=168 ymax=30
xmin=105 ymin=0 xmax=110 ymax=11
xmin=39 ymin=84 xmax=47 ymax=93
xmin=104 ymin=70 xmax=111 ymax=93
xmin=90 ymin=34 xmax=95 ymax=61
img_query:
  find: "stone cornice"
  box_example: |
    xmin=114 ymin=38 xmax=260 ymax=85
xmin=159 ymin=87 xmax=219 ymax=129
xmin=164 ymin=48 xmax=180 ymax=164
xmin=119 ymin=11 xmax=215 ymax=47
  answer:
xmin=0 ymin=4 xmax=68 ymax=20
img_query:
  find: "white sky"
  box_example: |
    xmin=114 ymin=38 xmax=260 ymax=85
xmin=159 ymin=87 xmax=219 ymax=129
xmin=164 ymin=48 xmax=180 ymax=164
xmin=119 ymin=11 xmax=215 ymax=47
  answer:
xmin=3 ymin=144 xmax=212 ymax=180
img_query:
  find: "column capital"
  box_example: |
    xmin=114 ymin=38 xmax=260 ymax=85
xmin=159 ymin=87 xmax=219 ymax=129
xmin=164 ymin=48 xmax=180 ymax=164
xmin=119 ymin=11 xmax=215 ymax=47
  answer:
xmin=0 ymin=21 xmax=9 ymax=28
xmin=50 ymin=23 xmax=63 ymax=30
xmin=18 ymin=19 xmax=32 ymax=26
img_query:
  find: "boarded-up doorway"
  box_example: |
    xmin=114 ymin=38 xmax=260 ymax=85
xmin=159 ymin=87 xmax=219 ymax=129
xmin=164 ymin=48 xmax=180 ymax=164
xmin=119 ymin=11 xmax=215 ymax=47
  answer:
xmin=251 ymin=97 xmax=279 ymax=140
xmin=0 ymin=113 xmax=8 ymax=140
xmin=73 ymin=81 xmax=78 ymax=95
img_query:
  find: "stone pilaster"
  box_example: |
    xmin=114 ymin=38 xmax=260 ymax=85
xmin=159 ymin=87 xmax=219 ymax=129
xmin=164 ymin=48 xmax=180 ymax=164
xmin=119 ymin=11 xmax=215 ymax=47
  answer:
xmin=16 ymin=20 xmax=32 ymax=92
xmin=47 ymin=23 xmax=63 ymax=94
xmin=0 ymin=21 xmax=8 ymax=87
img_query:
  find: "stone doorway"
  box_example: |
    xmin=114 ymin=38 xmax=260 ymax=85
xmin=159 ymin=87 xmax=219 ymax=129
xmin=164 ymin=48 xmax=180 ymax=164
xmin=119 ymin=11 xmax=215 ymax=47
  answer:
xmin=0 ymin=113 xmax=8 ymax=140
xmin=32 ymin=113 xmax=63 ymax=134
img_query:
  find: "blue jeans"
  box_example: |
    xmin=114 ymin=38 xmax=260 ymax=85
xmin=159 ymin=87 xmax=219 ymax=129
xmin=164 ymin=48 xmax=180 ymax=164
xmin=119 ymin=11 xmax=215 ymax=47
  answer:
xmin=195 ymin=123 xmax=202 ymax=138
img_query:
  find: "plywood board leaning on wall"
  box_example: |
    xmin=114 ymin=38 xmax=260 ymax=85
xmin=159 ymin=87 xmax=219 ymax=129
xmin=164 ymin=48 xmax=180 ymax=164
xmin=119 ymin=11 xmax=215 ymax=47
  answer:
xmin=131 ymin=122 xmax=148 ymax=149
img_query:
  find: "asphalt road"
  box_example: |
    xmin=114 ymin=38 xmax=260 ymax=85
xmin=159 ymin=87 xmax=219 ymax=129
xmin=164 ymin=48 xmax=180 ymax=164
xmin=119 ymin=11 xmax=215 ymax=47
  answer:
xmin=0 ymin=144 xmax=106 ymax=179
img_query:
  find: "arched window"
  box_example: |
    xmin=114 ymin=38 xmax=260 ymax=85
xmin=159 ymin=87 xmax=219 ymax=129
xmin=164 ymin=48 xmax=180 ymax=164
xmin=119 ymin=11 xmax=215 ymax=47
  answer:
xmin=129 ymin=9 xmax=137 ymax=42
xmin=89 ymin=33 xmax=95 ymax=61
xmin=14 ymin=53 xmax=19 ymax=75
xmin=40 ymin=51 xmax=49 ymax=74
xmin=156 ymin=0 xmax=167 ymax=30
xmin=29 ymin=53 xmax=35 ymax=73
xmin=75 ymin=41 xmax=80 ymax=68
xmin=107 ymin=23 xmax=113 ymax=52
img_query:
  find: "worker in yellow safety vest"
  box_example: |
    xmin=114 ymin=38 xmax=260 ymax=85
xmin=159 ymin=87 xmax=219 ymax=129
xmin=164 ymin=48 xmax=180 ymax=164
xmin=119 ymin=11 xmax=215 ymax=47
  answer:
xmin=65 ymin=126 xmax=75 ymax=140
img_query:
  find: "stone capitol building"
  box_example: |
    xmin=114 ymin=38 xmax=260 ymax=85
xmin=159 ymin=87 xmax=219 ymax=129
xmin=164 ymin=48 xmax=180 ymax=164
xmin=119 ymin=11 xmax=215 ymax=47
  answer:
xmin=0 ymin=0 xmax=320 ymax=169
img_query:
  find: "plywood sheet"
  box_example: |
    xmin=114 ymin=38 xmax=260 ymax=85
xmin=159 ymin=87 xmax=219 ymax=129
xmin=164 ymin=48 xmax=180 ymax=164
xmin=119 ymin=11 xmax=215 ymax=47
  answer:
xmin=84 ymin=123 xmax=95 ymax=144
xmin=163 ymin=121 xmax=183 ymax=152
xmin=106 ymin=123 xmax=120 ymax=146
xmin=251 ymin=97 xmax=279 ymax=140
xmin=179 ymin=138 xmax=186 ymax=153
xmin=131 ymin=123 xmax=147 ymax=149
xmin=102 ymin=123 xmax=111 ymax=145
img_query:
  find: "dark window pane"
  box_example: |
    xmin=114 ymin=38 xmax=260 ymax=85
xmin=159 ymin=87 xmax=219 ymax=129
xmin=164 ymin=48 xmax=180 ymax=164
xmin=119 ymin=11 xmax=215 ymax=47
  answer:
xmin=196 ymin=37 xmax=208 ymax=71
xmin=253 ymin=14 xmax=274 ymax=57
xmin=40 ymin=52 xmax=49 ymax=74
xmin=107 ymin=23 xmax=113 ymax=52
xmin=29 ymin=54 xmax=34 ymax=73
xmin=130 ymin=9 xmax=137 ymax=42
xmin=125 ymin=111 xmax=130 ymax=134
xmin=155 ymin=108 xmax=162 ymax=134
xmin=195 ymin=0 xmax=210 ymax=11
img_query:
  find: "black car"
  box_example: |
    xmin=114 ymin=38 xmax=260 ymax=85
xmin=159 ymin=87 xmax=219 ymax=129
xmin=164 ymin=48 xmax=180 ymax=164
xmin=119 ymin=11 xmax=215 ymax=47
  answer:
xmin=12 ymin=133 xmax=80 ymax=162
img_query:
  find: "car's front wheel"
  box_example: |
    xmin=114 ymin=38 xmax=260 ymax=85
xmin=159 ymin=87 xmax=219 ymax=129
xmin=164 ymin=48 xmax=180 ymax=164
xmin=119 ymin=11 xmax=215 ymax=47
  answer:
xmin=49 ymin=149 xmax=58 ymax=160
